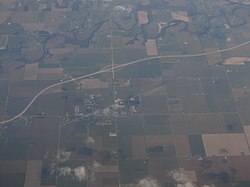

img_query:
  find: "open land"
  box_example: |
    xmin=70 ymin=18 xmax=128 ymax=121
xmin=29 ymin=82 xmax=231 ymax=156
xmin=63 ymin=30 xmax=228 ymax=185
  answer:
xmin=0 ymin=0 xmax=250 ymax=187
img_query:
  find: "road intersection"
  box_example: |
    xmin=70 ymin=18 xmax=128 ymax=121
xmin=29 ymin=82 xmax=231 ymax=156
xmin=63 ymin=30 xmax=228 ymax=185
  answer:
xmin=1 ymin=40 xmax=250 ymax=124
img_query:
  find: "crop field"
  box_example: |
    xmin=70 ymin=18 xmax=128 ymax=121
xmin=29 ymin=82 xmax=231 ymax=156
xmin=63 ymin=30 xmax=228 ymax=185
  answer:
xmin=179 ymin=95 xmax=209 ymax=113
xmin=29 ymin=93 xmax=65 ymax=115
xmin=116 ymin=59 xmax=161 ymax=78
xmin=117 ymin=116 xmax=144 ymax=136
xmin=0 ymin=80 xmax=9 ymax=115
xmin=28 ymin=117 xmax=60 ymax=160
xmin=202 ymin=133 xmax=250 ymax=157
xmin=141 ymin=86 xmax=168 ymax=114
xmin=0 ymin=0 xmax=250 ymax=186
xmin=175 ymin=135 xmax=192 ymax=157
xmin=0 ymin=174 xmax=25 ymax=187
xmin=119 ymin=159 xmax=148 ymax=184
xmin=144 ymin=115 xmax=172 ymax=135
xmin=131 ymin=135 xmax=146 ymax=159
xmin=188 ymin=135 xmax=206 ymax=157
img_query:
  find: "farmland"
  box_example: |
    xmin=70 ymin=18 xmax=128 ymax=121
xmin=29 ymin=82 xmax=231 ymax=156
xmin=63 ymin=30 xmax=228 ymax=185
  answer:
xmin=0 ymin=0 xmax=250 ymax=187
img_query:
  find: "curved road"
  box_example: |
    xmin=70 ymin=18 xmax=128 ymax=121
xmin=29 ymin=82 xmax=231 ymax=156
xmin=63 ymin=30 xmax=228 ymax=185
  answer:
xmin=1 ymin=40 xmax=250 ymax=124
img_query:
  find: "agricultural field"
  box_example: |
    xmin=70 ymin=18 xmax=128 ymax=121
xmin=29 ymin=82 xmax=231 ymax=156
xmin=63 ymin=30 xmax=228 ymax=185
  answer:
xmin=0 ymin=0 xmax=250 ymax=187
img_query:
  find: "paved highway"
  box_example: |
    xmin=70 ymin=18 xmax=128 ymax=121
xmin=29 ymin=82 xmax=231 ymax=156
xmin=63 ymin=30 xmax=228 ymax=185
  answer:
xmin=1 ymin=40 xmax=250 ymax=124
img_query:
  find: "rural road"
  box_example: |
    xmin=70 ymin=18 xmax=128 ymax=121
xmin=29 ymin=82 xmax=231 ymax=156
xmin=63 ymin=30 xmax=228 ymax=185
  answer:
xmin=1 ymin=40 xmax=250 ymax=124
